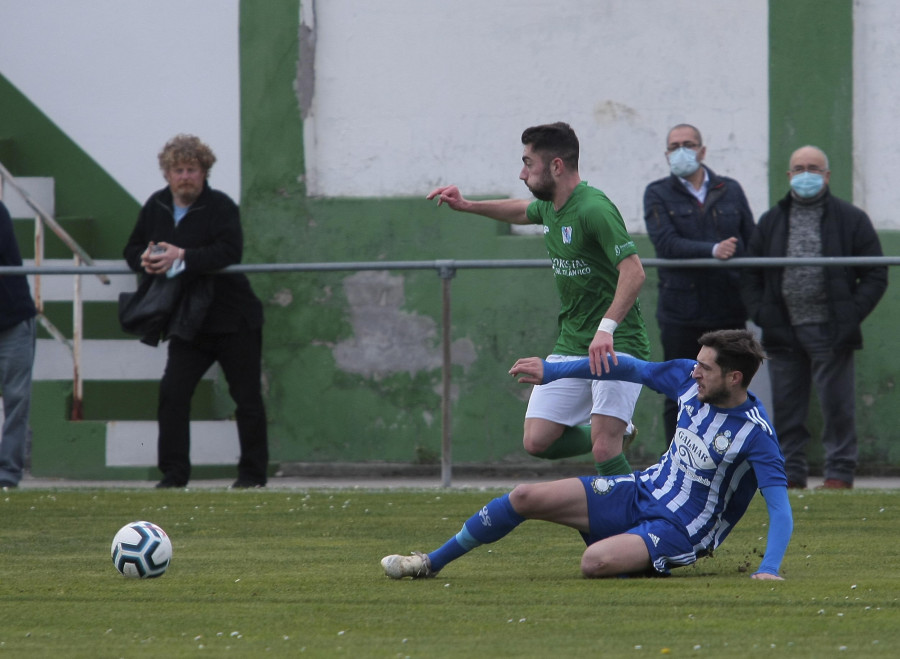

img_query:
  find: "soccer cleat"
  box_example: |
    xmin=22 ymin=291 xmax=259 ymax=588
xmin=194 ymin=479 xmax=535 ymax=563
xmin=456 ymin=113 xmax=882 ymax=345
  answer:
xmin=381 ymin=551 xmax=434 ymax=579
xmin=623 ymin=424 xmax=638 ymax=452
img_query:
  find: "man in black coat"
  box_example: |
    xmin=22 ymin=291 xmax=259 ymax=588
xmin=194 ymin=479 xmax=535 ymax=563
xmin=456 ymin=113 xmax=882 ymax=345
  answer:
xmin=741 ymin=145 xmax=887 ymax=489
xmin=124 ymin=134 xmax=267 ymax=488
xmin=644 ymin=124 xmax=756 ymax=446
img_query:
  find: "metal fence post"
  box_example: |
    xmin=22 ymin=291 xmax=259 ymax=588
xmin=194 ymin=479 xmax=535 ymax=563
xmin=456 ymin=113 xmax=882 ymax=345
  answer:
xmin=436 ymin=260 xmax=457 ymax=487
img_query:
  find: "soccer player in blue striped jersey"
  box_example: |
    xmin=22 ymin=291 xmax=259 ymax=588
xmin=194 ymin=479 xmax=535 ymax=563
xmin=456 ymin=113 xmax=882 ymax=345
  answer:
xmin=381 ymin=329 xmax=792 ymax=580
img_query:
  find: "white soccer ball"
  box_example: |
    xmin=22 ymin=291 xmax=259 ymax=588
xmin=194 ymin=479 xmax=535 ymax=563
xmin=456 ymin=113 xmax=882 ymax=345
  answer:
xmin=110 ymin=521 xmax=173 ymax=578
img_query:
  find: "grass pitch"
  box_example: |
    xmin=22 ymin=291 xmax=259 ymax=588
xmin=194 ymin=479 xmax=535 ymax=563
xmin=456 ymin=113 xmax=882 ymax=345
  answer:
xmin=0 ymin=486 xmax=898 ymax=657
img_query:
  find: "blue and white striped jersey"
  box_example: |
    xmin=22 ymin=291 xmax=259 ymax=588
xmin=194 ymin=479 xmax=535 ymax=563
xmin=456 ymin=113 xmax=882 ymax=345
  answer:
xmin=543 ymin=355 xmax=787 ymax=555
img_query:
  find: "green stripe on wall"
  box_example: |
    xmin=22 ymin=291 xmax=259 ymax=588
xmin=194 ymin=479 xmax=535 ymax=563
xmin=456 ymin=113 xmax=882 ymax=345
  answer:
xmin=769 ymin=0 xmax=853 ymax=204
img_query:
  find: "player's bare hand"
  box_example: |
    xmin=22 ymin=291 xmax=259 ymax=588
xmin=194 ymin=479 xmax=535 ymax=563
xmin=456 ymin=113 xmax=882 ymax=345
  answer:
xmin=426 ymin=185 xmax=469 ymax=211
xmin=509 ymin=357 xmax=544 ymax=384
xmin=713 ymin=236 xmax=739 ymax=260
xmin=588 ymin=331 xmax=617 ymax=375
xmin=751 ymin=572 xmax=784 ymax=581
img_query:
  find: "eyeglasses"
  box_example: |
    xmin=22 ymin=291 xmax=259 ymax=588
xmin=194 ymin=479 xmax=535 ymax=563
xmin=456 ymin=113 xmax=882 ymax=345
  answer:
xmin=790 ymin=165 xmax=828 ymax=174
xmin=667 ymin=142 xmax=701 ymax=152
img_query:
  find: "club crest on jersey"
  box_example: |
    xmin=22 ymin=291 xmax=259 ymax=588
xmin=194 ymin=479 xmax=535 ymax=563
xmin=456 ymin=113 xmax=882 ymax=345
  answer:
xmin=672 ymin=428 xmax=716 ymax=470
xmin=712 ymin=431 xmax=733 ymax=454
xmin=591 ymin=477 xmax=614 ymax=495
xmin=561 ymin=226 xmax=573 ymax=244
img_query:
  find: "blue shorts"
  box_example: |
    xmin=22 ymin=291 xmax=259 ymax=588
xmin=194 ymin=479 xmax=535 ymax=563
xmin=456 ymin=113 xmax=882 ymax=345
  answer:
xmin=579 ymin=475 xmax=698 ymax=575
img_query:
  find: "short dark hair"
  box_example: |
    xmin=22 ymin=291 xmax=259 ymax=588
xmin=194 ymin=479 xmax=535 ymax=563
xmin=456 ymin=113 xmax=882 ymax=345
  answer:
xmin=521 ymin=122 xmax=579 ymax=170
xmin=667 ymin=123 xmax=703 ymax=147
xmin=698 ymin=329 xmax=766 ymax=387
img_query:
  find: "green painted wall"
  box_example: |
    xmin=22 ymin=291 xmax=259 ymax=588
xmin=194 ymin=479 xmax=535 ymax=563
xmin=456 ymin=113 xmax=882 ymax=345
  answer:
xmin=6 ymin=0 xmax=898 ymax=478
xmin=0 ymin=75 xmax=140 ymax=256
xmin=769 ymin=0 xmax=853 ymax=202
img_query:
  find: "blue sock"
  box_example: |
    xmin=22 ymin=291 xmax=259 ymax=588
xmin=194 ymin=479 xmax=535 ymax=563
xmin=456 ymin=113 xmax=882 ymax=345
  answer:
xmin=427 ymin=494 xmax=526 ymax=572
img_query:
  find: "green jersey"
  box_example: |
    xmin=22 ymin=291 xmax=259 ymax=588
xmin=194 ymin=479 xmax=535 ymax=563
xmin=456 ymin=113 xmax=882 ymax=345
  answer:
xmin=526 ymin=181 xmax=650 ymax=359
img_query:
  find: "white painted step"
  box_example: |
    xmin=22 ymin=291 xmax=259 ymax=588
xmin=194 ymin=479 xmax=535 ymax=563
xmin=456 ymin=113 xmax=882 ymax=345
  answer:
xmin=34 ymin=338 xmax=218 ymax=381
xmin=2 ymin=176 xmax=54 ymax=217
xmin=105 ymin=420 xmax=239 ymax=467
xmin=26 ymin=259 xmax=137 ymax=302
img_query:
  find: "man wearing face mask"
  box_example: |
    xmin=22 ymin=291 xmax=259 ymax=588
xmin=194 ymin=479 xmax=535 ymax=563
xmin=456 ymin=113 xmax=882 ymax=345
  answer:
xmin=741 ymin=145 xmax=887 ymax=490
xmin=644 ymin=124 xmax=755 ymax=446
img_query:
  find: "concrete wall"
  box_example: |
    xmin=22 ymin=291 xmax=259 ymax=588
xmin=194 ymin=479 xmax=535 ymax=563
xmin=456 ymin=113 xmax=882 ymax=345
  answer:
xmin=304 ymin=0 xmax=771 ymax=233
xmin=0 ymin=0 xmax=241 ymax=203
xmin=2 ymin=0 xmax=899 ymax=475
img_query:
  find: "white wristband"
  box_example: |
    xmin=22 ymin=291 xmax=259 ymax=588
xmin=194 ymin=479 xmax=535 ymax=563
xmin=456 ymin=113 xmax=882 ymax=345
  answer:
xmin=597 ymin=318 xmax=618 ymax=334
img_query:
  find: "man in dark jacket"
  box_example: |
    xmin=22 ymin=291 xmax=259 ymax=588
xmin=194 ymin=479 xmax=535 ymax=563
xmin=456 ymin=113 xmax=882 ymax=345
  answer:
xmin=741 ymin=145 xmax=887 ymax=489
xmin=0 ymin=200 xmax=37 ymax=489
xmin=644 ymin=124 xmax=755 ymax=445
xmin=124 ymin=135 xmax=267 ymax=489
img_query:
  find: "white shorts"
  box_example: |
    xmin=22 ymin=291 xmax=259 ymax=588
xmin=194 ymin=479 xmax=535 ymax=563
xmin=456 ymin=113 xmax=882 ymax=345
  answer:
xmin=524 ymin=354 xmax=642 ymax=426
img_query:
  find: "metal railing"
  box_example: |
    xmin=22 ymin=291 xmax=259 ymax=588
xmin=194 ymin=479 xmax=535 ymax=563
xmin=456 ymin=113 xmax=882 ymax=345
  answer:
xmin=0 ymin=162 xmax=109 ymax=419
xmin=1 ymin=255 xmax=895 ymax=485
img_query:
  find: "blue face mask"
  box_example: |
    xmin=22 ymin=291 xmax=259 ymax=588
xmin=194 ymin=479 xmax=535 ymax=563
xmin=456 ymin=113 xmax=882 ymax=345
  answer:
xmin=790 ymin=171 xmax=825 ymax=198
xmin=668 ymin=147 xmax=701 ymax=178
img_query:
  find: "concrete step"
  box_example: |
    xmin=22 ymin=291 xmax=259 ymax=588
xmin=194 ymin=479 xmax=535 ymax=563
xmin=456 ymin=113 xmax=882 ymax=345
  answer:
xmin=2 ymin=175 xmax=54 ymax=217
xmin=105 ymin=420 xmax=239 ymax=467
xmin=27 ymin=259 xmax=136 ymax=302
xmin=34 ymin=338 xmax=218 ymax=381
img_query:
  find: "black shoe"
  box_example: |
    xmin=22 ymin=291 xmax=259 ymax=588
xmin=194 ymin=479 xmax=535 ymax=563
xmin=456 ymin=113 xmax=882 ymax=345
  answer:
xmin=0 ymin=480 xmax=18 ymax=489
xmin=155 ymin=479 xmax=187 ymax=489
xmin=231 ymin=479 xmax=266 ymax=489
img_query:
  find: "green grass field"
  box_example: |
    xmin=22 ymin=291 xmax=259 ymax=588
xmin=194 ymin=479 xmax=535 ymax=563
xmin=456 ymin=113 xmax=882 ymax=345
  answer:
xmin=1 ymin=486 xmax=898 ymax=657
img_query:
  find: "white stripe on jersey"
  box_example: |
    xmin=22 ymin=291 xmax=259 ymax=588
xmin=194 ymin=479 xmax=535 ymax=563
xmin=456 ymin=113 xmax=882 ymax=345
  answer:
xmin=639 ymin=387 xmax=782 ymax=552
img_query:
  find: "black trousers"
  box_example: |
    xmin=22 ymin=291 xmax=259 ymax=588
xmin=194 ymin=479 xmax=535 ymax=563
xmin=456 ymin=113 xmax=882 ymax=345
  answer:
xmin=659 ymin=322 xmax=745 ymax=446
xmin=157 ymin=327 xmax=268 ymax=485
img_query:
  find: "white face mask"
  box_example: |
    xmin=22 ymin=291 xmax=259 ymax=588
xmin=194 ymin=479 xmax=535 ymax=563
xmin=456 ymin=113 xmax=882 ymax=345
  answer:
xmin=668 ymin=147 xmax=701 ymax=178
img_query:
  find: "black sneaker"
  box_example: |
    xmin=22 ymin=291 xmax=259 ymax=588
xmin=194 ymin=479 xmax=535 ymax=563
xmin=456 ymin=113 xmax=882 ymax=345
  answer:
xmin=0 ymin=480 xmax=18 ymax=489
xmin=231 ymin=479 xmax=266 ymax=489
xmin=155 ymin=479 xmax=187 ymax=489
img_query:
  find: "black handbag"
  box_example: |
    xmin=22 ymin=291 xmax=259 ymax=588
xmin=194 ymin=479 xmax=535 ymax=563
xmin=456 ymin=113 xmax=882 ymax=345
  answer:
xmin=118 ymin=274 xmax=184 ymax=344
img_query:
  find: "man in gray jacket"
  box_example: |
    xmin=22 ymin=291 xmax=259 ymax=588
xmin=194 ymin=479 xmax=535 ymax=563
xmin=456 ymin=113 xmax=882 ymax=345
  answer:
xmin=742 ymin=145 xmax=887 ymax=489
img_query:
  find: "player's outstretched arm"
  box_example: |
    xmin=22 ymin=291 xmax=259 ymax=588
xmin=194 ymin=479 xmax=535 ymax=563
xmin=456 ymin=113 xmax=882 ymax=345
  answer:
xmin=751 ymin=485 xmax=793 ymax=580
xmin=427 ymin=185 xmax=531 ymax=224
xmin=509 ymin=355 xmax=648 ymax=386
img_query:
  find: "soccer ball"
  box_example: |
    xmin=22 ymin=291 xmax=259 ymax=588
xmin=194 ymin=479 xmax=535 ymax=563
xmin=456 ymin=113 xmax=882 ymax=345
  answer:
xmin=110 ymin=521 xmax=172 ymax=578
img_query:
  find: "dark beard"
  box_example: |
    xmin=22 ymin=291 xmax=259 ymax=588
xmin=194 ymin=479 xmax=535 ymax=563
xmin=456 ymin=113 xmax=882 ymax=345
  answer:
xmin=526 ymin=165 xmax=555 ymax=201
xmin=699 ymin=386 xmax=730 ymax=407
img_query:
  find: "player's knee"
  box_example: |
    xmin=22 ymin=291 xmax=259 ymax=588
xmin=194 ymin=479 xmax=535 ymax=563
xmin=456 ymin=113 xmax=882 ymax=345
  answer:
xmin=522 ymin=430 xmax=552 ymax=456
xmin=507 ymin=484 xmax=539 ymax=516
xmin=580 ymin=552 xmax=613 ymax=579
xmin=580 ymin=542 xmax=629 ymax=578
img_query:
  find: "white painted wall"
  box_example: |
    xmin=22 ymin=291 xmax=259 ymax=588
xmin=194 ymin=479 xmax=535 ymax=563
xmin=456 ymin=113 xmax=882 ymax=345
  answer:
xmin=3 ymin=1 xmax=897 ymax=230
xmin=305 ymin=0 xmax=771 ymax=232
xmin=854 ymin=2 xmax=900 ymax=229
xmin=0 ymin=0 xmax=241 ymax=203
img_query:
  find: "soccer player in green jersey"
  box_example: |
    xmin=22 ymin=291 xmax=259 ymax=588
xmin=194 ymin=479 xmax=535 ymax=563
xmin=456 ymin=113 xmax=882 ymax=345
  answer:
xmin=427 ymin=122 xmax=650 ymax=476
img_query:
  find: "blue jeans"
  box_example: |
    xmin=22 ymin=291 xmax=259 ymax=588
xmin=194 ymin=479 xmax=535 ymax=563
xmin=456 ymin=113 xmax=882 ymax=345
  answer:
xmin=0 ymin=317 xmax=36 ymax=484
xmin=768 ymin=323 xmax=856 ymax=485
